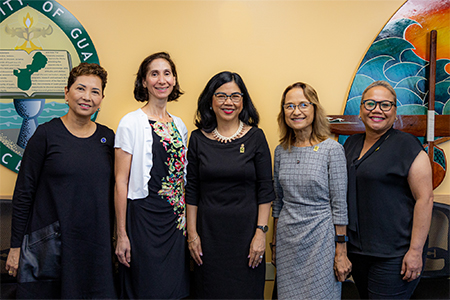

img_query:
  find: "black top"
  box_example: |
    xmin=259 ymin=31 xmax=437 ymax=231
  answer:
xmin=186 ymin=127 xmax=274 ymax=207
xmin=344 ymin=128 xmax=424 ymax=257
xmin=11 ymin=118 xmax=116 ymax=298
xmin=185 ymin=127 xmax=275 ymax=299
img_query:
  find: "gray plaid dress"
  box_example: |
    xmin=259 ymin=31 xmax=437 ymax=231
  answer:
xmin=273 ymin=138 xmax=348 ymax=300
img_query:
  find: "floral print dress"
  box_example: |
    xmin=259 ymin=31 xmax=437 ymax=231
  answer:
xmin=120 ymin=120 xmax=189 ymax=299
xmin=151 ymin=120 xmax=187 ymax=235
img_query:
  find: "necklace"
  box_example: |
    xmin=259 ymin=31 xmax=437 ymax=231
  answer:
xmin=212 ymin=121 xmax=244 ymax=143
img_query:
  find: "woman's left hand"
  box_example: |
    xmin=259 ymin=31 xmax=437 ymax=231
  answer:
xmin=248 ymin=230 xmax=266 ymax=268
xmin=401 ymin=248 xmax=423 ymax=282
xmin=334 ymin=248 xmax=352 ymax=282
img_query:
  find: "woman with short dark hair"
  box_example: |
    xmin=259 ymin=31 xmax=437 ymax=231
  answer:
xmin=6 ymin=63 xmax=116 ymax=299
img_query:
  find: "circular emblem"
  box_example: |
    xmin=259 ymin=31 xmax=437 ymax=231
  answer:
xmin=0 ymin=0 xmax=99 ymax=173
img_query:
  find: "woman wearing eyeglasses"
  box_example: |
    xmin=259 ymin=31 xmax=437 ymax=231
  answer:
xmin=271 ymin=82 xmax=351 ymax=299
xmin=343 ymin=80 xmax=433 ymax=299
xmin=185 ymin=71 xmax=275 ymax=299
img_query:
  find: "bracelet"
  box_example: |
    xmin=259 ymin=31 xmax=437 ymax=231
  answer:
xmin=188 ymin=235 xmax=199 ymax=244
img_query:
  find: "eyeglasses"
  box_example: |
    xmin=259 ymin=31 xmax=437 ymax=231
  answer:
xmin=361 ymin=100 xmax=396 ymax=112
xmin=284 ymin=102 xmax=313 ymax=112
xmin=214 ymin=92 xmax=243 ymax=104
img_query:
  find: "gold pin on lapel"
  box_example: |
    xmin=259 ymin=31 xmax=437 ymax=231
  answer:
xmin=240 ymin=144 xmax=245 ymax=153
xmin=314 ymin=145 xmax=319 ymax=152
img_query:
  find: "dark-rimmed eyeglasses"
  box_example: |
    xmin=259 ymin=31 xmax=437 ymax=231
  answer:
xmin=361 ymin=100 xmax=396 ymax=112
xmin=283 ymin=102 xmax=313 ymax=112
xmin=214 ymin=92 xmax=243 ymax=104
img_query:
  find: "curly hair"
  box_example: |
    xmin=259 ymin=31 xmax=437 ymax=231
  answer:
xmin=277 ymin=82 xmax=330 ymax=151
xmin=67 ymin=63 xmax=107 ymax=94
xmin=194 ymin=71 xmax=259 ymax=132
xmin=134 ymin=52 xmax=183 ymax=102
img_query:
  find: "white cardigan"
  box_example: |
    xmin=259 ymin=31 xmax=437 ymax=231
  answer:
xmin=115 ymin=108 xmax=188 ymax=200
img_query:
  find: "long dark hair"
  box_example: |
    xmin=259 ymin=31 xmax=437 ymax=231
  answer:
xmin=133 ymin=52 xmax=183 ymax=102
xmin=194 ymin=71 xmax=259 ymax=132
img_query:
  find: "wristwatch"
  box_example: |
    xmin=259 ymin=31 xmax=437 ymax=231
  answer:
xmin=335 ymin=234 xmax=348 ymax=243
xmin=256 ymin=225 xmax=269 ymax=233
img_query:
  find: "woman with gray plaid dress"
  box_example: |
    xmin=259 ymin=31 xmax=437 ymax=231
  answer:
xmin=271 ymin=82 xmax=351 ymax=299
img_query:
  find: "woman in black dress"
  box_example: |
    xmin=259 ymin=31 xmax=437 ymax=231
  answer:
xmin=186 ymin=71 xmax=275 ymax=299
xmin=114 ymin=52 xmax=189 ymax=299
xmin=5 ymin=63 xmax=116 ymax=298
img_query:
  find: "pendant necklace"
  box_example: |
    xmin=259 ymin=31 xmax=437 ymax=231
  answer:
xmin=212 ymin=121 xmax=244 ymax=143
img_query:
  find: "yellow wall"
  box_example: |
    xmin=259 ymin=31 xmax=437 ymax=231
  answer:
xmin=1 ymin=0 xmax=449 ymax=197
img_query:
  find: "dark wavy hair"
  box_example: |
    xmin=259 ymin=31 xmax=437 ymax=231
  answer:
xmin=194 ymin=71 xmax=259 ymax=132
xmin=133 ymin=52 xmax=183 ymax=102
xmin=67 ymin=63 xmax=107 ymax=94
xmin=277 ymin=82 xmax=330 ymax=151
